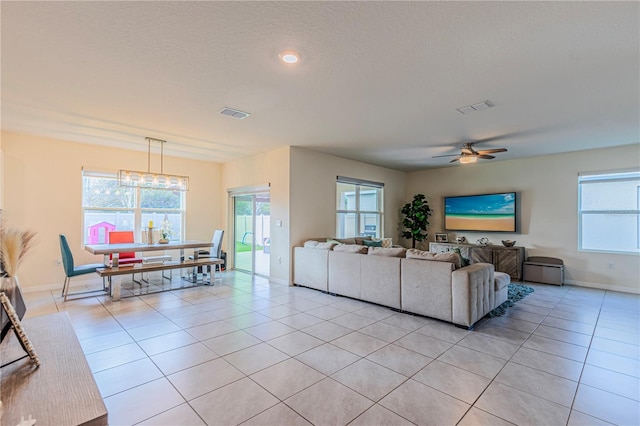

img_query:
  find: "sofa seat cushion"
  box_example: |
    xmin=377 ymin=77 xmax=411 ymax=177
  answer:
xmin=333 ymin=244 xmax=368 ymax=254
xmin=367 ymin=247 xmax=407 ymax=257
xmin=406 ymin=249 xmax=462 ymax=269
xmin=494 ymin=271 xmax=511 ymax=291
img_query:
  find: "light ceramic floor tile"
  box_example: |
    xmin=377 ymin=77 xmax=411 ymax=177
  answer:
xmin=184 ymin=320 xmax=239 ymax=341
xmin=330 ymin=312 xmax=378 ymax=330
xmin=150 ymin=342 xmax=219 ymax=375
xmin=533 ymin=324 xmax=593 ymax=347
xmin=458 ymin=407 xmax=515 ymax=426
xmin=495 ymin=362 xmax=578 ymax=407
xmin=413 ymin=360 xmax=491 ymax=404
xmin=295 ymin=342 xmax=360 ymax=375
xmin=331 ymin=358 xmax=407 ymax=401
xmin=201 ymin=330 xmax=261 ymax=356
xmin=284 ymin=378 xmax=373 ymax=425
xmin=85 ymin=342 xmax=148 ymax=373
xmin=541 ymin=316 xmax=595 ymax=335
xmin=415 ymin=321 xmax=471 ymax=343
xmin=276 ymin=312 xmax=324 ymax=329
xmin=244 ymin=321 xmax=296 ymax=341
xmin=332 ymin=331 xmax=389 ymax=357
xmin=379 ymin=379 xmax=470 ymax=426
xmin=382 ymin=313 xmax=432 ymax=331
xmin=137 ymin=402 xmax=206 ymax=426
xmin=586 ymin=349 xmax=640 ymax=378
xmin=225 ymin=311 xmax=272 ymax=329
xmin=485 ymin=315 xmax=539 ymax=334
xmin=250 ymin=358 xmax=325 ymax=400
xmin=266 ymin=330 xmax=324 ymax=356
xmin=94 ymin=357 xmax=163 ymax=398
xmin=523 ymin=334 xmax=589 ymax=362
xmin=366 ymin=344 xmax=433 ymax=377
xmin=223 ymin=342 xmax=290 ymax=375
xmin=349 ymin=404 xmax=415 ymax=426
xmin=353 ymin=305 xmax=396 ymax=321
xmin=137 ymin=330 xmax=199 ymax=356
xmin=475 ymin=323 xmax=531 ymax=345
xmin=393 ymin=332 xmax=453 ymax=358
xmin=301 ymin=321 xmax=353 ymax=341
xmin=504 ymin=308 xmax=546 ymax=324
xmin=475 ymin=382 xmax=570 ymax=426
xmin=80 ymin=330 xmax=134 ymax=355
xmin=567 ymin=410 xmax=615 ymax=426
xmin=167 ymin=357 xmax=244 ymax=401
xmin=594 ymin=327 xmax=640 ymax=346
xmin=573 ymin=384 xmax=640 ymax=426
xmin=457 ymin=332 xmax=520 ymax=360
xmin=104 ymin=378 xmax=185 ymax=426
xmin=510 ymin=346 xmax=584 ymax=381
xmin=191 ymin=377 xmax=279 ymax=425
xmin=438 ymin=345 xmax=507 ymax=379
xmin=590 ymin=336 xmax=640 ymax=360
xmin=358 ymin=321 xmax=410 ymax=343
xmin=127 ymin=320 xmax=182 ymax=341
xmin=306 ymin=305 xmax=349 ymax=320
xmin=240 ymin=403 xmax=312 ymax=426
xmin=580 ymin=364 xmax=640 ymax=401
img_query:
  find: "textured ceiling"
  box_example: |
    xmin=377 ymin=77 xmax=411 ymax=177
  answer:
xmin=1 ymin=1 xmax=638 ymax=171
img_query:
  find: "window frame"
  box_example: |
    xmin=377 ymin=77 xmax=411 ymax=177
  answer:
xmin=336 ymin=176 xmax=384 ymax=239
xmin=82 ymin=170 xmax=186 ymax=245
xmin=578 ymin=169 xmax=640 ymax=255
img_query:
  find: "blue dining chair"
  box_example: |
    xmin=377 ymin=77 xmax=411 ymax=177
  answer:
xmin=59 ymin=234 xmax=106 ymax=301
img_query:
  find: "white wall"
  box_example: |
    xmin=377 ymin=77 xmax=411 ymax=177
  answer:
xmin=1 ymin=131 xmax=222 ymax=291
xmin=221 ymin=146 xmax=291 ymax=284
xmin=289 ymin=146 xmax=408 ymax=247
xmin=407 ymin=144 xmax=640 ymax=293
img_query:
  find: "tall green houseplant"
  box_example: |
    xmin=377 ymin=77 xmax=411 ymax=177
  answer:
xmin=401 ymin=194 xmax=432 ymax=248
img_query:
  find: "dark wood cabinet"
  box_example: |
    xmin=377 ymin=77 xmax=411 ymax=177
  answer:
xmin=430 ymin=242 xmax=525 ymax=281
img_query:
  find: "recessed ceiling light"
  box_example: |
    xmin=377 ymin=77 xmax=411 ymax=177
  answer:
xmin=279 ymin=50 xmax=300 ymax=64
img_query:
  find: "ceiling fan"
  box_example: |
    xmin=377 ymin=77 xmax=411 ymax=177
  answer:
xmin=433 ymin=142 xmax=508 ymax=164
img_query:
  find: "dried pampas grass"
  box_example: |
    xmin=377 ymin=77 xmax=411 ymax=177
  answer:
xmin=0 ymin=226 xmax=37 ymax=277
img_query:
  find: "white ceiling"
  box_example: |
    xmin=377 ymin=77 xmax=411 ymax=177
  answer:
xmin=2 ymin=1 xmax=638 ymax=171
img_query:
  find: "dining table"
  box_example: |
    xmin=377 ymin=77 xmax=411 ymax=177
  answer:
xmin=84 ymin=240 xmax=221 ymax=300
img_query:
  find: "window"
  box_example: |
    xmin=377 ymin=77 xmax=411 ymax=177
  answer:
xmin=82 ymin=170 xmax=185 ymax=244
xmin=578 ymin=170 xmax=640 ymax=254
xmin=336 ymin=176 xmax=384 ymax=238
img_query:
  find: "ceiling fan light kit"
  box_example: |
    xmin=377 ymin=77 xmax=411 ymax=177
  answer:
xmin=434 ymin=141 xmax=508 ymax=165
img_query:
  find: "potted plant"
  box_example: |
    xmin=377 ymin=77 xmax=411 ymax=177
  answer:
xmin=401 ymin=194 xmax=432 ymax=248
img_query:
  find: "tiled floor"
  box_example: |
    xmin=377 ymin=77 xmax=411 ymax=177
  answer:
xmin=24 ymin=273 xmax=640 ymax=426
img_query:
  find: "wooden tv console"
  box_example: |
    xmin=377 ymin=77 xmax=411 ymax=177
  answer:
xmin=430 ymin=242 xmax=525 ymax=281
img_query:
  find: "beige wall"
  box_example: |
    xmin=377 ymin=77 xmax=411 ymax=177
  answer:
xmin=1 ymin=131 xmax=222 ymax=290
xmin=289 ymin=146 xmax=408 ymax=247
xmin=407 ymin=144 xmax=640 ymax=293
xmin=221 ymin=146 xmax=291 ymax=284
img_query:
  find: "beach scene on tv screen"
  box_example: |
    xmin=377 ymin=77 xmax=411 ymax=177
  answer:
xmin=445 ymin=193 xmax=516 ymax=232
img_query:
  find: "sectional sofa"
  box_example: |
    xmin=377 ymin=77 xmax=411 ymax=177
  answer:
xmin=293 ymin=238 xmax=509 ymax=328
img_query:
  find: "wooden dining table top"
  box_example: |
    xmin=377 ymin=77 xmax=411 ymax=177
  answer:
xmin=84 ymin=240 xmax=213 ymax=254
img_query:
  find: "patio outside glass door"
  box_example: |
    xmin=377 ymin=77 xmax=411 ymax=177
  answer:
xmin=233 ymin=193 xmax=270 ymax=277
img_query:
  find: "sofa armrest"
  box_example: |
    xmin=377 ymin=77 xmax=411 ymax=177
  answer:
xmin=451 ymin=263 xmax=495 ymax=327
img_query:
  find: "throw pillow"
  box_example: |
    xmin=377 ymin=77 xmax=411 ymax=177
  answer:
xmin=316 ymin=242 xmax=338 ymax=250
xmin=367 ymin=247 xmax=407 ymax=257
xmin=406 ymin=249 xmax=462 ymax=269
xmin=327 ymin=238 xmax=344 ymax=245
xmin=381 ymin=238 xmax=393 ymax=248
xmin=333 ymin=244 xmax=368 ymax=254
xmin=363 ymin=240 xmax=383 ymax=247
xmin=354 ymin=236 xmax=372 ymax=245
xmin=303 ymin=240 xmax=319 ymax=248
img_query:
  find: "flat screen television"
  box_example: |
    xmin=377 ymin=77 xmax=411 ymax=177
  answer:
xmin=444 ymin=192 xmax=517 ymax=232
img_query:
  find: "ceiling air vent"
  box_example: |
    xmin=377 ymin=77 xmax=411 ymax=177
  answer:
xmin=456 ymin=100 xmax=494 ymax=115
xmin=220 ymin=107 xmax=251 ymax=119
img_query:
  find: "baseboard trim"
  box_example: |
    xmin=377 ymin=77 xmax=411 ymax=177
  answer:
xmin=564 ymin=279 xmax=640 ymax=295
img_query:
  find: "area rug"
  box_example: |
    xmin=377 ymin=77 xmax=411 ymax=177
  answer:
xmin=489 ymin=283 xmax=535 ymax=317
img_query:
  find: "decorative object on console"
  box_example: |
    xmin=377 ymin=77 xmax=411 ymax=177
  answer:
xmin=502 ymin=240 xmax=516 ymax=247
xmin=401 ymin=194 xmax=432 ymax=248
xmin=118 ymin=137 xmax=189 ymax=191
xmin=435 ymin=233 xmax=448 ymax=243
xmin=456 ymin=236 xmax=466 ymax=244
xmin=477 ymin=237 xmax=489 ymax=246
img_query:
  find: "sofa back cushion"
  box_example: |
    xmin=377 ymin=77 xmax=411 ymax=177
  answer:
xmin=367 ymin=247 xmax=407 ymax=258
xmin=333 ymin=244 xmax=368 ymax=254
xmin=304 ymin=240 xmax=337 ymax=250
xmin=406 ymin=248 xmax=462 ymax=269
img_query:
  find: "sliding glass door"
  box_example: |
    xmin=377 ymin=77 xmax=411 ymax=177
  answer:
xmin=233 ymin=192 xmax=270 ymax=277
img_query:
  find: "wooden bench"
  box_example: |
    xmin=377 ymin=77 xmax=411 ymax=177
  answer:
xmin=0 ymin=312 xmax=108 ymax=426
xmin=97 ymin=258 xmax=224 ymax=300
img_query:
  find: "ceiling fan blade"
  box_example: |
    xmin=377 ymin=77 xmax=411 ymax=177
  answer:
xmin=432 ymin=154 xmax=460 ymax=158
xmin=477 ymin=148 xmax=507 ymax=154
xmin=449 ymin=158 xmax=460 ymax=163
xmin=478 ymin=154 xmax=495 ymax=159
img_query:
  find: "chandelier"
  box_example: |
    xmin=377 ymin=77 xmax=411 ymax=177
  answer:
xmin=118 ymin=137 xmax=189 ymax=191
